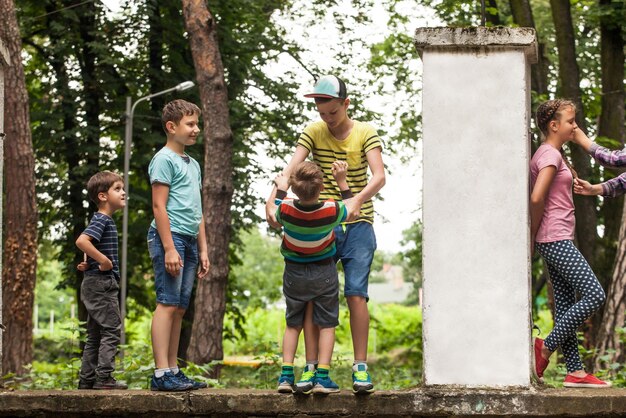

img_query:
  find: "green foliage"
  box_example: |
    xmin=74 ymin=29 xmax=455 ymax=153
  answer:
xmin=399 ymin=220 xmax=422 ymax=304
xmin=228 ymin=229 xmax=284 ymax=310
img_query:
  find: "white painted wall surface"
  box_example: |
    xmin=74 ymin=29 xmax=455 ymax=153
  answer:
xmin=421 ymin=49 xmax=531 ymax=387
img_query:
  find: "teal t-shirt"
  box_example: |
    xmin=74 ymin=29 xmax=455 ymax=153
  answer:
xmin=149 ymin=146 xmax=202 ymax=237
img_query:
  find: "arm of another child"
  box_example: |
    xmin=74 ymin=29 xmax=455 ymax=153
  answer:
xmin=331 ymin=161 xmax=354 ymax=199
xmin=152 ymin=183 xmax=183 ymax=277
xmin=573 ymin=129 xmax=626 ymax=168
xmin=266 ymin=145 xmax=309 ymax=228
xmin=76 ymin=234 xmax=113 ymax=271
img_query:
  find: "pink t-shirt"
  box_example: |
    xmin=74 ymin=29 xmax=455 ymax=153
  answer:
xmin=530 ymin=144 xmax=575 ymax=243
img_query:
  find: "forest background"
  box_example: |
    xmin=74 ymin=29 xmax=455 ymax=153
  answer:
xmin=0 ymin=0 xmax=624 ymax=389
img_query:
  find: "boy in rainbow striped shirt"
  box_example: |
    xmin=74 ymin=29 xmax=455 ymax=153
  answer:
xmin=273 ymin=160 xmax=352 ymax=395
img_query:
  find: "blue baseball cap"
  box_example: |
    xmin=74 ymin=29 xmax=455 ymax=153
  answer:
xmin=304 ymin=75 xmax=347 ymax=99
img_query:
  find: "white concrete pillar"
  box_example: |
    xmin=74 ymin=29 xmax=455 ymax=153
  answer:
xmin=0 ymin=39 xmax=8 ymax=376
xmin=414 ymin=27 xmax=537 ymax=387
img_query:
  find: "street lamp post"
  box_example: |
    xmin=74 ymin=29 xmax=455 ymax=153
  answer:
xmin=121 ymin=81 xmax=195 ymax=347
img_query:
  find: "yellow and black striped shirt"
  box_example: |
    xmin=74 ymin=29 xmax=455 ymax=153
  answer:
xmin=297 ymin=120 xmax=383 ymax=224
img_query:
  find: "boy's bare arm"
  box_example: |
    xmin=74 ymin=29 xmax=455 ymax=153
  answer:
xmin=345 ymin=147 xmax=385 ymax=221
xmin=197 ymin=217 xmax=210 ymax=278
xmin=76 ymin=234 xmax=113 ymax=271
xmin=152 ymin=183 xmax=183 ymax=277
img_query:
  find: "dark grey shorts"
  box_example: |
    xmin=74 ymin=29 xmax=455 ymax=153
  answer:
xmin=283 ymin=259 xmax=339 ymax=328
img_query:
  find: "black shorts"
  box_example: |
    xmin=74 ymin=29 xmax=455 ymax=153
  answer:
xmin=283 ymin=259 xmax=339 ymax=328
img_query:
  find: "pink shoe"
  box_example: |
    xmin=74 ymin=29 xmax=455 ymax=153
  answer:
xmin=564 ymin=373 xmax=611 ymax=388
xmin=534 ymin=338 xmax=549 ymax=382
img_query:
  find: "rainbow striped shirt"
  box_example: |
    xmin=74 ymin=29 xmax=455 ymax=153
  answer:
xmin=275 ymin=195 xmax=348 ymax=263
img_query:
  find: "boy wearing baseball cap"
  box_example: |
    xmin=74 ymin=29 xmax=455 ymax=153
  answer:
xmin=266 ymin=75 xmax=385 ymax=394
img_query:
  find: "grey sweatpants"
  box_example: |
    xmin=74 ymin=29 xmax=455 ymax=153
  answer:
xmin=79 ymin=273 xmax=122 ymax=381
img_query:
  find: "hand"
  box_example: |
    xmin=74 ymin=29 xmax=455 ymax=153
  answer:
xmin=76 ymin=261 xmax=89 ymax=272
xmin=265 ymin=201 xmax=282 ymax=229
xmin=165 ymin=249 xmax=183 ymax=277
xmin=99 ymin=258 xmax=113 ymax=272
xmin=331 ymin=160 xmax=348 ymax=183
xmin=573 ymin=178 xmax=602 ymax=196
xmin=273 ymin=172 xmax=289 ymax=192
xmin=198 ymin=252 xmax=210 ymax=278
xmin=344 ymin=197 xmax=361 ymax=222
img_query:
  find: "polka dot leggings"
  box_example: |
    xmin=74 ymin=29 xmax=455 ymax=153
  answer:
xmin=536 ymin=240 xmax=605 ymax=373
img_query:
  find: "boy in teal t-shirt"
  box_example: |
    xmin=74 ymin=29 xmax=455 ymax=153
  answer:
xmin=147 ymin=99 xmax=210 ymax=391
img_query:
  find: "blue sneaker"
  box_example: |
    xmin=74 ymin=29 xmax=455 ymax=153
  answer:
xmin=352 ymin=363 xmax=374 ymax=394
xmin=312 ymin=373 xmax=340 ymax=394
xmin=277 ymin=373 xmax=294 ymax=393
xmin=294 ymin=364 xmax=316 ymax=395
xmin=150 ymin=371 xmax=193 ymax=391
xmin=174 ymin=370 xmax=208 ymax=390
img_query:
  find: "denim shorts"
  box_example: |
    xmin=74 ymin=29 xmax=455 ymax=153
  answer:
xmin=283 ymin=259 xmax=339 ymax=328
xmin=333 ymin=221 xmax=377 ymax=301
xmin=147 ymin=227 xmax=198 ymax=309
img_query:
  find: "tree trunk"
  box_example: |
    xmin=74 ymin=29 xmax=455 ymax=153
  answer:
xmin=485 ymin=0 xmax=501 ymax=26
xmin=594 ymin=200 xmax=626 ymax=372
xmin=550 ymin=0 xmax=597 ymax=269
xmin=509 ymin=0 xmax=549 ymax=153
xmin=509 ymin=0 xmax=549 ymax=96
xmin=72 ymin=2 xmax=103 ymax=325
xmin=591 ymin=0 xmax=626 ymax=369
xmin=595 ymin=0 xmax=626 ymax=283
xmin=0 ymin=0 xmax=38 ymax=375
xmin=182 ymin=0 xmax=234 ymax=377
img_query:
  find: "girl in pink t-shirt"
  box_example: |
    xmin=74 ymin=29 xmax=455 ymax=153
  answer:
xmin=530 ymin=99 xmax=609 ymax=388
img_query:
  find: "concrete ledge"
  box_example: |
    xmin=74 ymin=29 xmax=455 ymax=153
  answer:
xmin=1 ymin=387 xmax=626 ymax=417
xmin=414 ymin=27 xmax=538 ymax=63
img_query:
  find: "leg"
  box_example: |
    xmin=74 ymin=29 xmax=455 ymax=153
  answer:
xmin=79 ymin=306 xmax=101 ymax=384
xmin=168 ymin=307 xmax=186 ymax=368
xmin=282 ymin=325 xmax=302 ymax=364
xmin=538 ymin=241 xmax=606 ymax=373
xmin=318 ymin=327 xmax=336 ymax=366
xmin=303 ymin=302 xmax=319 ymax=362
xmin=170 ymin=235 xmax=198 ymax=369
xmin=151 ymin=303 xmax=178 ymax=369
xmin=278 ymin=325 xmax=302 ymax=393
xmin=338 ymin=222 xmax=376 ymax=362
xmin=346 ymin=296 xmax=369 ymax=361
xmin=95 ymin=277 xmax=122 ymax=379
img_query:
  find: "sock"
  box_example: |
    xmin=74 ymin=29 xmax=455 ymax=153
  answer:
xmin=353 ymin=361 xmax=367 ymax=372
xmin=317 ymin=365 xmax=330 ymax=379
xmin=170 ymin=366 xmax=180 ymax=375
xmin=305 ymin=361 xmax=318 ymax=372
xmin=281 ymin=363 xmax=294 ymax=376
xmin=155 ymin=368 xmax=170 ymax=378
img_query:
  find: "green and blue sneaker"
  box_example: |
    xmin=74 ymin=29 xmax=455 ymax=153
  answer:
xmin=294 ymin=364 xmax=316 ymax=395
xmin=277 ymin=372 xmax=295 ymax=393
xmin=352 ymin=363 xmax=374 ymax=394
xmin=312 ymin=368 xmax=339 ymax=394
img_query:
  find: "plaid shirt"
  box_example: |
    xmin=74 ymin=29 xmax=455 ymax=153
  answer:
xmin=590 ymin=143 xmax=626 ymax=197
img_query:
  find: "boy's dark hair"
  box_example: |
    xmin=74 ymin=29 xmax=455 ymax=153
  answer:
xmin=314 ymin=97 xmax=346 ymax=105
xmin=290 ymin=161 xmax=323 ymax=201
xmin=162 ymin=99 xmax=201 ymax=133
xmin=87 ymin=171 xmax=123 ymax=205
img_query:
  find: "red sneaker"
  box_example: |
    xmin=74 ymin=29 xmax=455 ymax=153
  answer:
xmin=534 ymin=338 xmax=549 ymax=382
xmin=564 ymin=373 xmax=611 ymax=388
